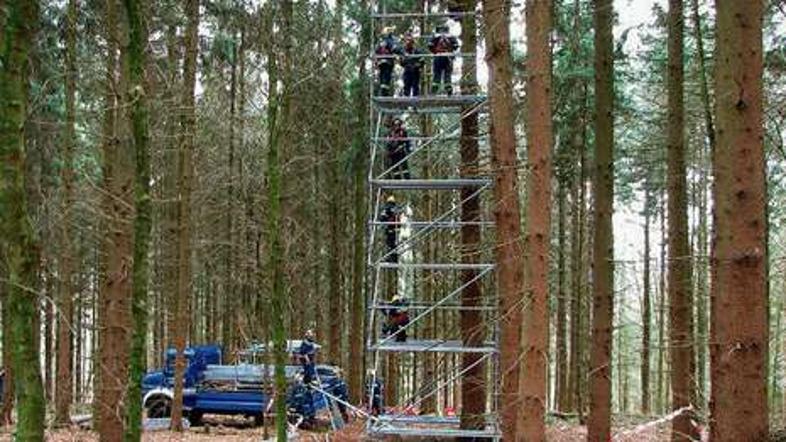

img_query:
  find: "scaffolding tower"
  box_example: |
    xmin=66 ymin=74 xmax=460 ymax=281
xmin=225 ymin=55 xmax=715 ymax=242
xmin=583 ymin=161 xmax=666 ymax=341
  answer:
xmin=365 ymin=2 xmax=500 ymax=439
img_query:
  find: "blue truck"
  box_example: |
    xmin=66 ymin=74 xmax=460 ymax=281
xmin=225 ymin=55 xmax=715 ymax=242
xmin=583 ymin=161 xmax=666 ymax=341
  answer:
xmin=141 ymin=343 xmax=348 ymax=427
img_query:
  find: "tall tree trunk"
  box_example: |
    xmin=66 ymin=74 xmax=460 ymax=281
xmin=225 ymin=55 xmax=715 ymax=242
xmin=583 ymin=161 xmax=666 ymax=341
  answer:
xmin=170 ymin=0 xmax=198 ymax=431
xmin=519 ymin=0 xmax=553 ymax=439
xmin=1 ymin=286 xmax=15 ymax=426
xmin=691 ymin=0 xmax=712 ymax=411
xmin=666 ymin=1 xmax=698 ymax=439
xmin=55 ymin=0 xmax=78 ymax=426
xmin=657 ymin=188 xmax=668 ymax=414
xmin=348 ymin=0 xmax=369 ymax=405
xmin=123 ymin=0 xmax=152 ymax=436
xmin=641 ymin=189 xmax=652 ymax=415
xmin=588 ymin=0 xmax=614 ymax=438
xmin=95 ymin=1 xmax=133 ymax=438
xmin=459 ymin=0 xmax=485 ymax=434
xmin=265 ymin=1 xmax=291 ymax=439
xmin=0 ymin=0 xmax=45 ymax=438
xmin=710 ymin=1 xmax=768 ymax=440
xmin=483 ymin=0 xmax=525 ymax=438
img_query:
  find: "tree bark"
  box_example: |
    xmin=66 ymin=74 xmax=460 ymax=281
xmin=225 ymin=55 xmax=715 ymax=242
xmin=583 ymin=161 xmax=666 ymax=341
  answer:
xmin=518 ymin=0 xmax=553 ymax=439
xmin=458 ymin=0 xmax=486 ymax=434
xmin=170 ymin=0 xmax=198 ymax=431
xmin=710 ymin=1 xmax=768 ymax=440
xmin=0 ymin=0 xmax=46 ymax=438
xmin=641 ymin=189 xmax=652 ymax=415
xmin=588 ymin=0 xmax=614 ymax=438
xmin=55 ymin=0 xmax=78 ymax=426
xmin=124 ymin=0 xmax=152 ymax=437
xmin=666 ymin=1 xmax=698 ymax=439
xmin=483 ymin=0 xmax=525 ymax=438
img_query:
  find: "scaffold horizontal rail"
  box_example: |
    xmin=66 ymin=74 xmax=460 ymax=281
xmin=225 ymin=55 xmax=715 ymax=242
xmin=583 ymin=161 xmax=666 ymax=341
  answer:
xmin=371 ymin=11 xmax=477 ymax=19
xmin=371 ymin=302 xmax=496 ymax=311
xmin=373 ymin=52 xmax=476 ymax=60
xmin=373 ymin=95 xmax=486 ymax=110
xmin=369 ymin=339 xmax=497 ymax=353
xmin=371 ymin=178 xmax=491 ymax=190
xmin=369 ymin=425 xmax=501 ymax=438
xmin=376 ymin=262 xmax=494 ymax=270
xmin=370 ymin=220 xmax=494 ymax=228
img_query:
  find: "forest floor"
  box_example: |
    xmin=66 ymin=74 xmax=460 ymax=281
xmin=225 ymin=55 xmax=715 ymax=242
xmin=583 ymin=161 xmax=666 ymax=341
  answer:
xmin=3 ymin=414 xmax=785 ymax=441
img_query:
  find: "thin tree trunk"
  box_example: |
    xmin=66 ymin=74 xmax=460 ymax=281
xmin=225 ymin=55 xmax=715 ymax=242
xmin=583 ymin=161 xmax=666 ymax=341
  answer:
xmin=666 ymin=1 xmax=697 ymax=439
xmin=710 ymin=1 xmax=768 ymax=440
xmin=519 ymin=0 xmax=553 ymax=439
xmin=555 ymin=181 xmax=568 ymax=412
xmin=0 ymin=0 xmax=45 ymax=437
xmin=170 ymin=0 xmax=198 ymax=430
xmin=642 ymin=189 xmax=652 ymax=415
xmin=124 ymin=0 xmax=152 ymax=435
xmin=690 ymin=0 xmax=715 ymax=154
xmin=55 ymin=0 xmax=78 ymax=426
xmin=483 ymin=0 xmax=525 ymax=438
xmin=459 ymin=0 xmax=485 ymax=434
xmin=588 ymin=0 xmax=614 ymax=438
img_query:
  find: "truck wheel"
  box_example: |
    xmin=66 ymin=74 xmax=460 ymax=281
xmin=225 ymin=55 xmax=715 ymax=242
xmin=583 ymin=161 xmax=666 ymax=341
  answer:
xmin=251 ymin=413 xmax=264 ymax=427
xmin=187 ymin=411 xmax=203 ymax=427
xmin=146 ymin=396 xmax=172 ymax=419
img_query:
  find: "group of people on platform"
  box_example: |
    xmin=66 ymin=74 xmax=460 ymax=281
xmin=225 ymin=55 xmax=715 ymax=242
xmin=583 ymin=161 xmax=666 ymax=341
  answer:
xmin=375 ymin=24 xmax=460 ymax=97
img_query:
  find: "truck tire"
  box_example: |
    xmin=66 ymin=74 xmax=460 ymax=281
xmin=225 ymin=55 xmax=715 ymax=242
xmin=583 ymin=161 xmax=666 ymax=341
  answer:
xmin=145 ymin=396 xmax=172 ymax=419
xmin=187 ymin=411 xmax=203 ymax=427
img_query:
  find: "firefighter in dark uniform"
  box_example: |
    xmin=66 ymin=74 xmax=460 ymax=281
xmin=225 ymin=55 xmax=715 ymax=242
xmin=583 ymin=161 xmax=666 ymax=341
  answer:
xmin=399 ymin=32 xmax=425 ymax=97
xmin=298 ymin=329 xmax=318 ymax=384
xmin=365 ymin=371 xmax=384 ymax=416
xmin=386 ymin=118 xmax=412 ymax=179
xmin=379 ymin=195 xmax=402 ymax=263
xmin=383 ymin=293 xmax=410 ymax=342
xmin=375 ymin=27 xmax=400 ymax=96
xmin=428 ymin=24 xmax=459 ymax=95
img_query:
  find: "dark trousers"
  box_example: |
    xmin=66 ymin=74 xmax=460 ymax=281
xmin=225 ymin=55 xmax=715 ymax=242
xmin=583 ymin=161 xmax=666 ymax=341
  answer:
xmin=378 ymin=63 xmax=394 ymax=96
xmin=385 ymin=229 xmax=398 ymax=262
xmin=387 ymin=149 xmax=411 ymax=179
xmin=431 ymin=57 xmax=452 ymax=95
xmin=402 ymin=69 xmax=420 ymax=96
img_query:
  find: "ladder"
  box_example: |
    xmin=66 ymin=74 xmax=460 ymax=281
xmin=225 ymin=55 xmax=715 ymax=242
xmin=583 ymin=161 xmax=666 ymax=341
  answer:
xmin=364 ymin=2 xmax=500 ymax=439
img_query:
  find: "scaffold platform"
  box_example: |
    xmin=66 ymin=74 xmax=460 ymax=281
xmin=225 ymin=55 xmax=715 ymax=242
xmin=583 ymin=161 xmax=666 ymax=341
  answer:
xmin=369 ymin=339 xmax=497 ymax=354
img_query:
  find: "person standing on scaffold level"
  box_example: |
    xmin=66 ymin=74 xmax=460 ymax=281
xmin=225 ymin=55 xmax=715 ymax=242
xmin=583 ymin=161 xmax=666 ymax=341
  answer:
xmin=375 ymin=27 xmax=400 ymax=96
xmin=428 ymin=23 xmax=459 ymax=95
xmin=399 ymin=32 xmax=425 ymax=97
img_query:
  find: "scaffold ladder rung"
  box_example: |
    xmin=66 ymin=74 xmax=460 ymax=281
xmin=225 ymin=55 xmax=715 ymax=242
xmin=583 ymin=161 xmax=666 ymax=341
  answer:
xmin=371 ymin=11 xmax=477 ymax=19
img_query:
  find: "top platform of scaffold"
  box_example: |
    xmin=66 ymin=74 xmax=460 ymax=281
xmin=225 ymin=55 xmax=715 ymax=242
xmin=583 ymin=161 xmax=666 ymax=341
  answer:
xmin=371 ymin=11 xmax=477 ymax=20
xmin=371 ymin=178 xmax=491 ymax=190
xmin=372 ymin=95 xmax=487 ymax=113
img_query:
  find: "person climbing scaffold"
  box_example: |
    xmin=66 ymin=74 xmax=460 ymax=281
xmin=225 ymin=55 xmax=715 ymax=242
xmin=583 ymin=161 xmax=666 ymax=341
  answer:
xmin=386 ymin=117 xmax=412 ymax=179
xmin=379 ymin=195 xmax=402 ymax=262
xmin=382 ymin=293 xmax=410 ymax=342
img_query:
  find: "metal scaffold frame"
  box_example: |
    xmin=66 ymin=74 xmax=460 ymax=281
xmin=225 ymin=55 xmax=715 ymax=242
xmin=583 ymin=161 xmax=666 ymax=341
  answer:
xmin=363 ymin=1 xmax=500 ymax=439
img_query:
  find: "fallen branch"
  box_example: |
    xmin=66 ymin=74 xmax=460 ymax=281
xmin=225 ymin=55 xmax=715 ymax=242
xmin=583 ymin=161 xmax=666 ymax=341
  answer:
xmin=612 ymin=406 xmax=695 ymax=441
